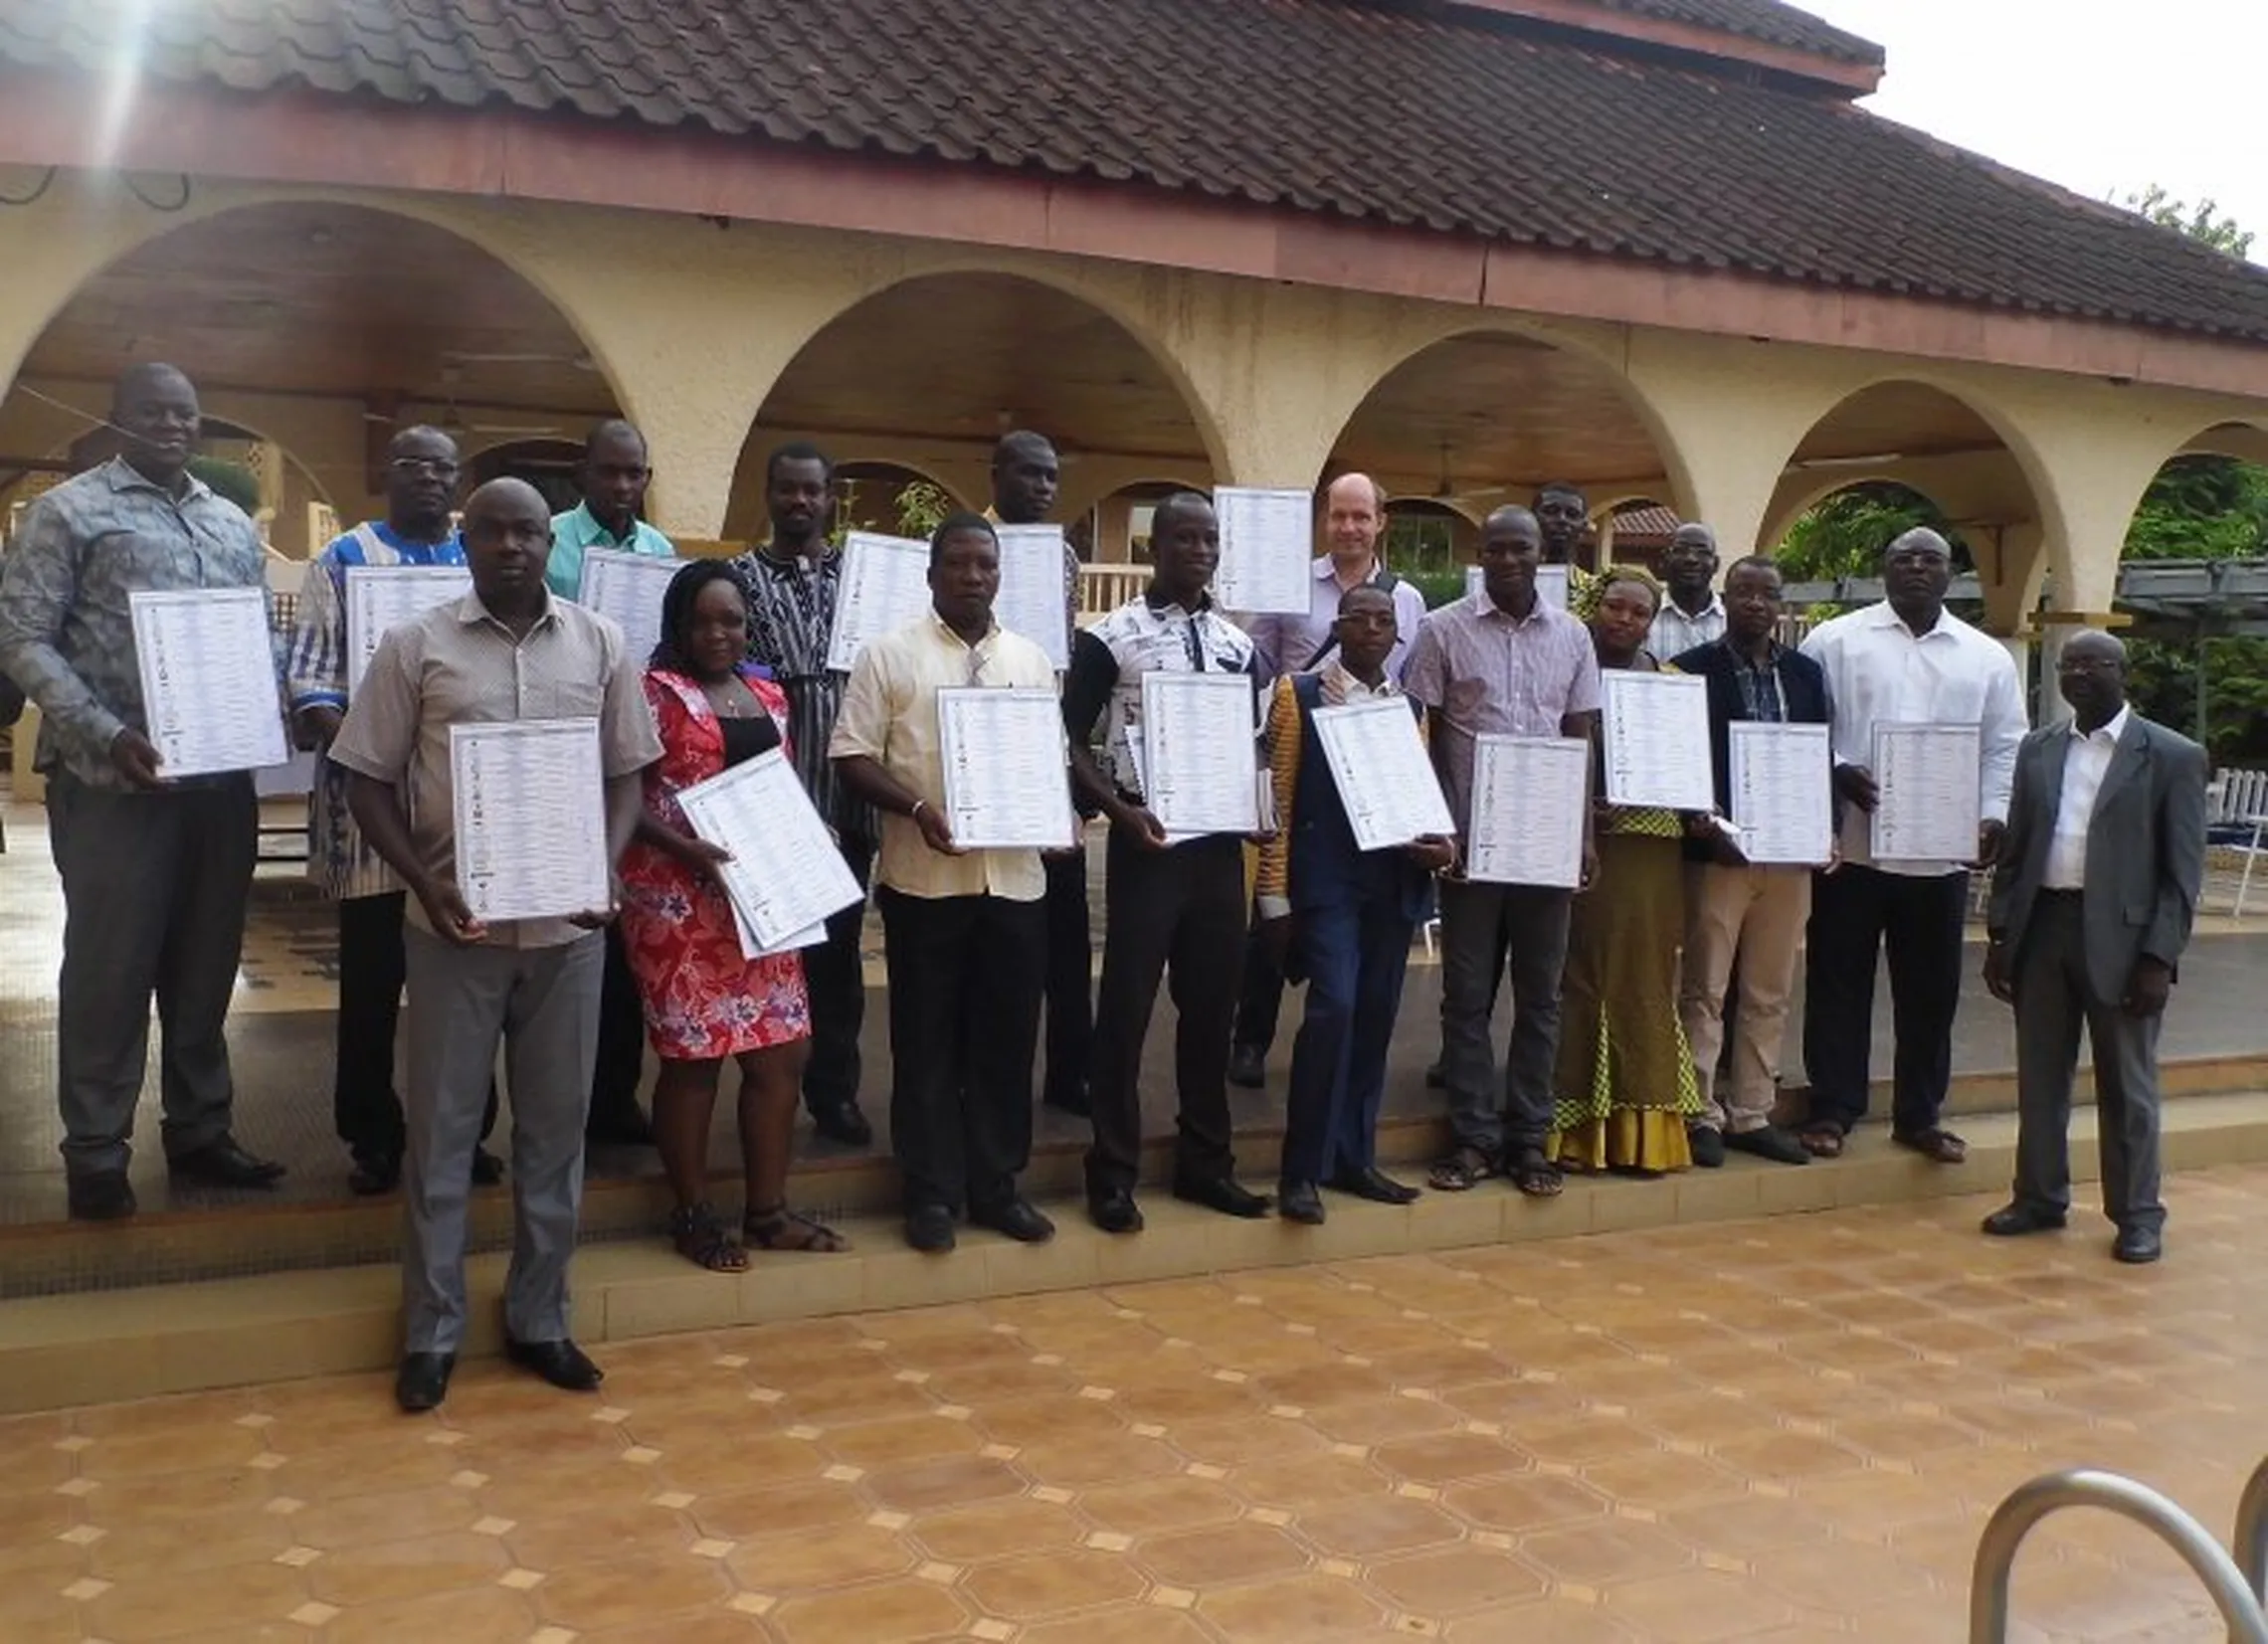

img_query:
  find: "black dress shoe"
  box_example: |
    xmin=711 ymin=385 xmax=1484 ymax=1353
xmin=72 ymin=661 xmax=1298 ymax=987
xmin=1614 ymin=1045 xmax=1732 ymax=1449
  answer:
xmin=1279 ymin=1182 xmax=1326 ymax=1224
xmin=1228 ymin=1044 xmax=1267 ymax=1090
xmin=504 ymin=1337 xmax=605 ymax=1391
xmin=395 ymin=1352 xmax=456 ymax=1412
xmin=1328 ymin=1167 xmax=1420 ymax=1205
xmin=1088 ymin=1187 xmax=1145 ymax=1235
xmin=347 ymin=1152 xmax=400 ymax=1196
xmin=2113 ymin=1226 xmax=2164 ymax=1265
xmin=1041 ymin=1083 xmax=1091 ymax=1119
xmin=972 ymin=1198 xmax=1055 ymax=1243
xmin=585 ymin=1105 xmax=656 ymax=1148
xmin=1981 ymin=1203 xmax=2068 ymax=1237
xmin=810 ymin=1100 xmax=874 ymax=1148
xmin=905 ymin=1203 xmax=958 ymax=1253
xmin=168 ymin=1137 xmax=286 ymax=1189
xmin=66 ymin=1172 xmax=136 ymax=1222
xmin=1725 ymin=1125 xmax=1811 ymax=1167
xmin=1173 ymin=1174 xmax=1271 ymax=1218
xmin=470 ymin=1148 xmax=504 ymax=1187
xmin=1686 ymin=1125 xmax=1727 ymax=1170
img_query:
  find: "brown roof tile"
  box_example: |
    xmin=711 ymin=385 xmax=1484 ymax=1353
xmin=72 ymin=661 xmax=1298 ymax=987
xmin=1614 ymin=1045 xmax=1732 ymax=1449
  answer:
xmin=4 ymin=0 xmax=2266 ymax=343
xmin=1582 ymin=0 xmax=1882 ymax=64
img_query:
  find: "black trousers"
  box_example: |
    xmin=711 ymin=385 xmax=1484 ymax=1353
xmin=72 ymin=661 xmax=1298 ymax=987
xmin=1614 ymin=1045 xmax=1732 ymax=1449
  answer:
xmin=587 ymin=923 xmax=648 ymax=1129
xmin=803 ymin=832 xmax=876 ymax=1115
xmin=1229 ymin=912 xmax=1288 ymax=1057
xmin=1042 ymin=845 xmax=1094 ymax=1104
xmin=1801 ymin=863 xmax=1969 ymax=1136
xmin=1085 ymin=831 xmax=1245 ymax=1195
xmin=877 ymin=888 xmax=1044 ymax=1213
xmin=335 ymin=891 xmax=496 ymax=1164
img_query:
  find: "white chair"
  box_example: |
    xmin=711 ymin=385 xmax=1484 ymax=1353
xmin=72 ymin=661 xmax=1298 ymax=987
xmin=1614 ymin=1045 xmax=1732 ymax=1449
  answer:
xmin=2220 ymin=769 xmax=2268 ymax=918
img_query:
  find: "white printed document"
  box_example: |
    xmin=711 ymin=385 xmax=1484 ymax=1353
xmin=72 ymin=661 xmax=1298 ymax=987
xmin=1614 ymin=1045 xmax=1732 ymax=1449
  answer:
xmin=1727 ymin=721 xmax=1833 ymax=866
xmin=1464 ymin=562 xmax=1570 ymax=611
xmin=1601 ymin=669 xmax=1714 ymax=811
xmin=345 ymin=566 xmax=472 ymax=696
xmin=576 ymin=548 xmax=679 ymax=659
xmin=1870 ymin=722 xmax=1983 ymax=862
xmin=1465 ymin=734 xmax=1589 ymax=888
xmin=938 ymin=687 xmax=1074 ymax=849
xmin=1140 ymin=670 xmax=1259 ymax=835
xmin=826 ymin=532 xmax=932 ymax=673
xmin=128 ymin=587 xmax=289 ymax=779
xmin=449 ymin=718 xmax=610 ymax=923
xmin=993 ymin=524 xmax=1071 ymax=670
xmin=1213 ymin=486 xmax=1312 ymax=616
xmin=675 ymin=747 xmax=865 ymax=953
xmin=1310 ymin=695 xmax=1454 ymax=851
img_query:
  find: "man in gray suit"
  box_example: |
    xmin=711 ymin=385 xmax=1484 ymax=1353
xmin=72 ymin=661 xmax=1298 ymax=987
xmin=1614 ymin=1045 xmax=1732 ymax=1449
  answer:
xmin=1982 ymin=630 xmax=2206 ymax=1264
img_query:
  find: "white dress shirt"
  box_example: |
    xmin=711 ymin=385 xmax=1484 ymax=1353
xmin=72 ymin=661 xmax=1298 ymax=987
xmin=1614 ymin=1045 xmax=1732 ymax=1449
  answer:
xmin=1241 ymin=556 xmax=1430 ymax=684
xmin=2043 ymin=706 xmax=2129 ymax=890
xmin=1648 ymin=594 xmax=1726 ymax=659
xmin=1799 ymin=601 xmax=2028 ymax=876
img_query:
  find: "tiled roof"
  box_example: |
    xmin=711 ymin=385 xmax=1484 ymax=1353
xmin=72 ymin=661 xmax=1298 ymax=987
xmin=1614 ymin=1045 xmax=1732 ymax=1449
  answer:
xmin=1581 ymin=0 xmax=1883 ymax=65
xmin=1606 ymin=503 xmax=1685 ymax=542
xmin=4 ymin=0 xmax=2266 ymax=343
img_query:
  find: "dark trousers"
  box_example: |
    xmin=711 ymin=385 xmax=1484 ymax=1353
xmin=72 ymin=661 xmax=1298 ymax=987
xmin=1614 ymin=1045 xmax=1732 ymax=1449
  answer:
xmin=1230 ymin=913 xmax=1288 ymax=1057
xmin=1042 ymin=845 xmax=1094 ymax=1104
xmin=2010 ymin=892 xmax=2165 ymax=1231
xmin=803 ymin=832 xmax=875 ymax=1115
xmin=1086 ymin=831 xmax=1245 ymax=1194
xmin=1801 ymin=863 xmax=1968 ymax=1136
xmin=877 ymin=888 xmax=1044 ymax=1213
xmin=1436 ymin=878 xmax=1574 ymax=1160
xmin=48 ymin=773 xmax=256 ymax=1177
xmin=1280 ymin=896 xmax=1417 ymax=1186
xmin=335 ymin=890 xmax=495 ymax=1164
xmin=587 ymin=924 xmax=648 ymax=1129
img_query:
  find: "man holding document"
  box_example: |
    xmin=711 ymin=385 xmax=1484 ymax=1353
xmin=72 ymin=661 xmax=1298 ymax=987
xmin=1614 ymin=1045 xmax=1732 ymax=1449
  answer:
xmin=1796 ymin=527 xmax=2026 ymax=1164
xmin=1670 ymin=556 xmax=1830 ymax=1169
xmin=0 ymin=362 xmax=287 ymax=1220
xmin=831 ymin=513 xmax=1063 ymax=1253
xmin=1064 ymin=491 xmax=1272 ymax=1232
xmin=333 ymin=478 xmax=661 ymax=1412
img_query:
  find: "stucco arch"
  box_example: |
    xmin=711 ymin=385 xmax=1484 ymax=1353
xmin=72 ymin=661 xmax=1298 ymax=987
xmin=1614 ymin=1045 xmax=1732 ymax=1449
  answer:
xmin=2174 ymin=418 xmax=2268 ymax=469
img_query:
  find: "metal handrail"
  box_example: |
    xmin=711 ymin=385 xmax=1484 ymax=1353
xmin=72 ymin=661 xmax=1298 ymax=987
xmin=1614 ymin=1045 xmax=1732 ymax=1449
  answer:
xmin=2237 ymin=1457 xmax=2268 ymax=1603
xmin=1970 ymin=1469 xmax=2268 ymax=1643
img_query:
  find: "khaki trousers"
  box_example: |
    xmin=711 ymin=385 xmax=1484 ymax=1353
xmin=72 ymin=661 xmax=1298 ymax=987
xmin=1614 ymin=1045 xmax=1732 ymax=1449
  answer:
xmin=1679 ymin=862 xmax=1810 ymax=1134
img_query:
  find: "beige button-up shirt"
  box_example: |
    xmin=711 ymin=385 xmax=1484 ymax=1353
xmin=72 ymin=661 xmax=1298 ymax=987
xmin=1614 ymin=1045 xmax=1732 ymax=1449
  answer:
xmin=830 ymin=611 xmax=1060 ymax=902
xmin=330 ymin=591 xmax=662 ymax=948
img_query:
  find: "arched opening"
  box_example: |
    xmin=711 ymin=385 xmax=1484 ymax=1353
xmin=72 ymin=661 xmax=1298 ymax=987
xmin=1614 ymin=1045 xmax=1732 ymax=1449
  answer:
xmin=832 ymin=460 xmax=964 ymax=539
xmin=724 ymin=274 xmax=1218 ymax=574
xmin=1598 ymin=498 xmax=1679 ymax=572
xmin=1328 ymin=328 xmax=1691 ymax=574
xmin=0 ymin=201 xmax=624 ymax=557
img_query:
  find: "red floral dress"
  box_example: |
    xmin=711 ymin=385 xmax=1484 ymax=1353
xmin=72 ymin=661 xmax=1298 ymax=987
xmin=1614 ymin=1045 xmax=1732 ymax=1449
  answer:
xmin=619 ymin=667 xmax=813 ymax=1060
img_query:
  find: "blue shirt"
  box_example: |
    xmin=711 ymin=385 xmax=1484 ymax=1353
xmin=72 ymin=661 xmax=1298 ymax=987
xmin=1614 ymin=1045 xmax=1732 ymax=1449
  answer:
xmin=547 ymin=501 xmax=675 ymax=600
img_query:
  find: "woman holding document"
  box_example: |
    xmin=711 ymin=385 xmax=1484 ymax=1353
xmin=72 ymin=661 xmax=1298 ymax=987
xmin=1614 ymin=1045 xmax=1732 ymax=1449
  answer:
xmin=619 ymin=561 xmax=846 ymax=1270
xmin=1549 ymin=567 xmax=1703 ymax=1176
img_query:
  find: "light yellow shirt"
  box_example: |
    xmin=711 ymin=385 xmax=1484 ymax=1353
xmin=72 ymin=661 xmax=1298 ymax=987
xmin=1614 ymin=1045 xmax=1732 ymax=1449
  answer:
xmin=829 ymin=611 xmax=1059 ymax=901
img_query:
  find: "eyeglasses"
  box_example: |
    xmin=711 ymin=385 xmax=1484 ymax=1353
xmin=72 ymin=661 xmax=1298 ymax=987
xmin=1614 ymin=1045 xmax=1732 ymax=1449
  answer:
xmin=390 ymin=457 xmax=460 ymax=479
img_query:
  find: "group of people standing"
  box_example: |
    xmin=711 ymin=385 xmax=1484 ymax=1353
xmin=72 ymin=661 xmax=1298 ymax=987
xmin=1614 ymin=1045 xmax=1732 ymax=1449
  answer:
xmin=0 ymin=363 xmax=2209 ymax=1415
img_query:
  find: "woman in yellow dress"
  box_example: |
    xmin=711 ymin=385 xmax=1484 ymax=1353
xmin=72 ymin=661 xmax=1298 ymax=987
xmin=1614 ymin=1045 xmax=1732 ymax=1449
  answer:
xmin=1549 ymin=565 xmax=1704 ymax=1175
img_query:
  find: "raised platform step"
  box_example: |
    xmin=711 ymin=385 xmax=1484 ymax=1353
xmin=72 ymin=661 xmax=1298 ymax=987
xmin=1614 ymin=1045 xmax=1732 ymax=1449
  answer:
xmin=6 ymin=1091 xmax=2265 ymax=1416
xmin=4 ymin=1052 xmax=2262 ymax=1301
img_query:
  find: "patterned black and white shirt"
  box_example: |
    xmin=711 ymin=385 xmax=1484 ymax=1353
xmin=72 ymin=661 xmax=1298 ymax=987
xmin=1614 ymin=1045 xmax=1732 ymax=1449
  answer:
xmin=729 ymin=544 xmax=876 ymax=844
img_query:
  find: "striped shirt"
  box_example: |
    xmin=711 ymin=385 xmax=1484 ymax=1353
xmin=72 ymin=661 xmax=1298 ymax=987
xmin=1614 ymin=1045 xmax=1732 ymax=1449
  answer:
xmin=286 ymin=520 xmax=468 ymax=900
xmin=730 ymin=544 xmax=877 ymax=844
xmin=0 ymin=457 xmax=275 ymax=790
xmin=329 ymin=592 xmax=662 ymax=949
xmin=1063 ymin=593 xmax=1258 ymax=807
xmin=1403 ymin=590 xmax=1602 ymax=837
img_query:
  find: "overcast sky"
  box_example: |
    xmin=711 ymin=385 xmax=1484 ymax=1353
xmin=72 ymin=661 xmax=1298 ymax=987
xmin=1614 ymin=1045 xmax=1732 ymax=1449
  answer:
xmin=1806 ymin=0 xmax=2268 ymax=262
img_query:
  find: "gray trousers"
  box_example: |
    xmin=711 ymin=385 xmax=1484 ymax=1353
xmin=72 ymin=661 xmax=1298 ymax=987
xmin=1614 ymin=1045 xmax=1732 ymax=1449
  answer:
xmin=1437 ymin=877 xmax=1574 ymax=1161
xmin=402 ymin=926 xmax=602 ymax=1355
xmin=2011 ymin=892 xmax=2165 ymax=1232
xmin=47 ymin=772 xmax=256 ymax=1177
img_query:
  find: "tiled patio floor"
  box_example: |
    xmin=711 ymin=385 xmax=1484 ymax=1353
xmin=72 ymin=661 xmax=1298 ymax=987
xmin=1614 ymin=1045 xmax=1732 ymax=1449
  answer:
xmin=6 ymin=1168 xmax=2264 ymax=1643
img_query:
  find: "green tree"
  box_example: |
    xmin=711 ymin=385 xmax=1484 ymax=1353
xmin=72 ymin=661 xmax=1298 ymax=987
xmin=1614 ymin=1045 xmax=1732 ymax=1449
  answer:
xmin=2122 ymin=185 xmax=2255 ymax=260
xmin=1776 ymin=482 xmax=1964 ymax=581
xmin=2121 ymin=455 xmax=2268 ymax=762
xmin=187 ymin=456 xmax=263 ymax=517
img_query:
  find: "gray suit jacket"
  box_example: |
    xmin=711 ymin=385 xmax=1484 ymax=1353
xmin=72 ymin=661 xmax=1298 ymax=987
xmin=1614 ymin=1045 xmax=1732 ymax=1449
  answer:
xmin=1987 ymin=712 xmax=2207 ymax=1005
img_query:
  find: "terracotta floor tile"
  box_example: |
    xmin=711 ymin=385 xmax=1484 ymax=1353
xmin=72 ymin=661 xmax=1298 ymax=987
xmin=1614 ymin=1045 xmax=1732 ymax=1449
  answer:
xmin=822 ymin=1412 xmax=981 ymax=1469
xmin=769 ymin=1575 xmax=973 ymax=1644
xmin=1015 ymin=1432 xmax=1186 ymax=1489
xmin=1020 ymin=1606 xmax=1216 ymax=1642
xmin=1517 ymin=1518 xmax=1697 ymax=1587
xmin=1604 ymin=1566 xmax=1799 ymax=1642
xmin=502 ymin=1497 xmax=694 ymax=1570
xmin=1447 ymin=1593 xmax=1641 ymax=1641
xmin=1441 ymin=1470 xmax=1611 ymax=1532
xmin=582 ymin=1613 xmax=774 ymax=1644
xmin=1367 ymin=1543 xmax=1549 ymax=1615
xmin=1372 ymin=1429 xmax=1538 ymax=1487
xmin=1294 ymin=1493 xmax=1464 ymax=1560
xmin=1166 ymin=1413 xmax=1329 ymax=1468
xmin=532 ymin=1548 xmax=737 ymax=1631
xmin=908 ymin=1495 xmax=1087 ymax=1561
xmin=723 ymin=1522 xmax=916 ymax=1589
xmin=962 ymin=1546 xmax=1151 ymax=1618
xmin=86 ymin=1506 xmax=296 ymax=1577
xmin=687 ymin=1477 xmax=870 ymax=1542
xmin=1231 ymin=1453 xmax=1391 ymax=1511
xmin=1137 ymin=1519 xmax=1311 ymax=1588
xmin=1196 ymin=1569 xmax=1387 ymax=1640
xmin=308 ymin=1528 xmax=512 ymax=1606
xmin=321 ymin=1583 xmax=539 ymax=1644
xmin=291 ymin=1482 xmax=486 ymax=1550
xmin=863 ymin=1454 xmax=1025 ymax=1514
xmin=84 ymin=1558 xmax=309 ymax=1641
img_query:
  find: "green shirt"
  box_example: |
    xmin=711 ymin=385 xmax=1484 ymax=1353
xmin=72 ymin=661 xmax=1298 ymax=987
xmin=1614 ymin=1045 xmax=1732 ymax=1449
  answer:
xmin=546 ymin=500 xmax=675 ymax=600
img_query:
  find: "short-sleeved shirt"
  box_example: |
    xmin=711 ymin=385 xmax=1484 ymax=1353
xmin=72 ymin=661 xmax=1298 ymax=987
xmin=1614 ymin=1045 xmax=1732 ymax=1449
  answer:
xmin=1403 ymin=590 xmax=1602 ymax=836
xmin=546 ymin=501 xmax=675 ymax=601
xmin=830 ymin=612 xmax=1059 ymax=902
xmin=0 ymin=457 xmax=273 ymax=789
xmin=329 ymin=591 xmax=662 ymax=949
xmin=1062 ymin=593 xmax=1258 ymax=808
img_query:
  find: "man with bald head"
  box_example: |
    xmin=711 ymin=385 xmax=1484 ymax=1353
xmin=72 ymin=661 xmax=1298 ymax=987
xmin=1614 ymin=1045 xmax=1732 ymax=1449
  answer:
xmin=0 ymin=362 xmax=286 ymax=1220
xmin=1649 ymin=522 xmax=1726 ymax=657
xmin=335 ymin=477 xmax=661 ymax=1410
xmin=1983 ymin=631 xmax=2204 ymax=1263
xmin=1228 ymin=472 xmax=1427 ymax=1087
xmin=1797 ymin=526 xmax=2026 ymax=1165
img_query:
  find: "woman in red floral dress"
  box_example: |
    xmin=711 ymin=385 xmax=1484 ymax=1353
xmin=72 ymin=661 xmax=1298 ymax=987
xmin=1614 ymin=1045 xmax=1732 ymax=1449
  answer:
xmin=620 ymin=560 xmax=847 ymax=1269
